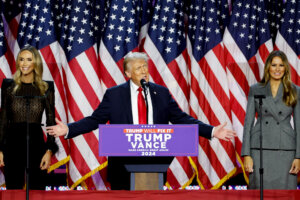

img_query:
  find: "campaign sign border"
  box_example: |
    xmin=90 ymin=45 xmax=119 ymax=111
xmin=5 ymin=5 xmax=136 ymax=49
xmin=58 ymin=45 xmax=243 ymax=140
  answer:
xmin=99 ymin=124 xmax=198 ymax=157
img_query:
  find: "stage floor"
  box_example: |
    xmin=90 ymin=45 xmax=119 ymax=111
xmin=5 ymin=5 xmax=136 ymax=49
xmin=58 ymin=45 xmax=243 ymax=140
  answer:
xmin=1 ymin=189 xmax=300 ymax=200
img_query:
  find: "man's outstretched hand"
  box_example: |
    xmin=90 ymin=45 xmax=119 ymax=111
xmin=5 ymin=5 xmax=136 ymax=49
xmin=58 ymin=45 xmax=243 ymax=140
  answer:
xmin=46 ymin=118 xmax=68 ymax=137
xmin=213 ymin=122 xmax=237 ymax=141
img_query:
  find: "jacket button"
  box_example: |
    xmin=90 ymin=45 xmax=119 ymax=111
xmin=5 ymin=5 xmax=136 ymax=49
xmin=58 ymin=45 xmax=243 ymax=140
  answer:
xmin=279 ymin=111 xmax=282 ymax=114
xmin=266 ymin=121 xmax=268 ymax=124
xmin=277 ymin=122 xmax=279 ymax=125
xmin=265 ymin=110 xmax=268 ymax=113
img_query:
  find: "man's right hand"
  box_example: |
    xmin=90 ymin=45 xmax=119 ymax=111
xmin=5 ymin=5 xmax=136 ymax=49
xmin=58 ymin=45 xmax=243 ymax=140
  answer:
xmin=244 ymin=155 xmax=254 ymax=173
xmin=46 ymin=118 xmax=68 ymax=137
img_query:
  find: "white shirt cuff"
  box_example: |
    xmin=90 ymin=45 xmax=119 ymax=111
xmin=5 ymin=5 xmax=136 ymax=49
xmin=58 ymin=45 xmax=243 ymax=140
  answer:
xmin=64 ymin=126 xmax=70 ymax=139
xmin=211 ymin=127 xmax=215 ymax=138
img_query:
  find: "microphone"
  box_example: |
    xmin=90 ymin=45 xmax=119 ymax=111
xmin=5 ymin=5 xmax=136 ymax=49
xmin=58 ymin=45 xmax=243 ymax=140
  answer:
xmin=140 ymin=79 xmax=149 ymax=124
xmin=140 ymin=79 xmax=148 ymax=90
xmin=254 ymin=95 xmax=266 ymax=99
xmin=254 ymin=94 xmax=265 ymax=106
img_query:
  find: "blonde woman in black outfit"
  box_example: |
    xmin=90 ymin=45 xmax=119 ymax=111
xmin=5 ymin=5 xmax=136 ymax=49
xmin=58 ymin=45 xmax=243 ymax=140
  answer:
xmin=0 ymin=45 xmax=58 ymax=189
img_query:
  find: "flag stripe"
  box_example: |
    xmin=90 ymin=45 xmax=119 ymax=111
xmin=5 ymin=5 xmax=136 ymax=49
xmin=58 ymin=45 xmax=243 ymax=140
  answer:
xmin=167 ymin=59 xmax=190 ymax=102
xmin=99 ymin=57 xmax=117 ymax=89
xmin=198 ymin=57 xmax=231 ymax=117
xmin=68 ymin=58 xmax=100 ymax=109
xmin=224 ymin=45 xmax=250 ymax=96
xmin=40 ymin=45 xmax=68 ymax=112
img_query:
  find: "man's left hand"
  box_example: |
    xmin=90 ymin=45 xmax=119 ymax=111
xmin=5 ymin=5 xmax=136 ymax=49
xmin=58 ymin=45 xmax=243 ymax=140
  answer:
xmin=213 ymin=122 xmax=236 ymax=141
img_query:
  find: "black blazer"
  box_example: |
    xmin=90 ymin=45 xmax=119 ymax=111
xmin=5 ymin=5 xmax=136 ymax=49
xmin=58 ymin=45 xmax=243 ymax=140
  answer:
xmin=67 ymin=81 xmax=213 ymax=139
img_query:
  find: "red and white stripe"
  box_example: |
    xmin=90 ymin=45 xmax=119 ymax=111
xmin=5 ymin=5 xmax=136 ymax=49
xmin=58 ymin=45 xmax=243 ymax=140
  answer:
xmin=0 ymin=14 xmax=14 ymax=188
xmin=223 ymin=28 xmax=273 ymax=173
xmin=40 ymin=43 xmax=69 ymax=167
xmin=142 ymin=33 xmax=193 ymax=189
xmin=184 ymin=36 xmax=236 ymax=189
xmin=98 ymin=39 xmax=127 ymax=90
xmin=275 ymin=32 xmax=300 ymax=85
xmin=60 ymin=44 xmax=107 ymax=190
xmin=143 ymin=34 xmax=190 ymax=113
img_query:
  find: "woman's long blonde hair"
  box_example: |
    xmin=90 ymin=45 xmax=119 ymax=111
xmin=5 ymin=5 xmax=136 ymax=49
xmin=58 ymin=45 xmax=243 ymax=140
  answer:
xmin=13 ymin=45 xmax=48 ymax=95
xmin=260 ymin=50 xmax=297 ymax=107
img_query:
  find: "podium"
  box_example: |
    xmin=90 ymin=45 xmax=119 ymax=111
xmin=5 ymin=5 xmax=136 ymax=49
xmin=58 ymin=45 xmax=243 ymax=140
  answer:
xmin=99 ymin=124 xmax=198 ymax=190
xmin=125 ymin=164 xmax=169 ymax=190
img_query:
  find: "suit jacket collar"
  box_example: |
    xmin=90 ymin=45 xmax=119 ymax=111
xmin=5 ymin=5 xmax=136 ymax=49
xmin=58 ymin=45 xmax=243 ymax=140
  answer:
xmin=266 ymin=81 xmax=283 ymax=102
xmin=123 ymin=81 xmax=133 ymax=124
xmin=148 ymin=82 xmax=158 ymax=124
xmin=125 ymin=81 xmax=161 ymax=124
xmin=124 ymin=80 xmax=158 ymax=124
xmin=265 ymin=81 xmax=283 ymax=122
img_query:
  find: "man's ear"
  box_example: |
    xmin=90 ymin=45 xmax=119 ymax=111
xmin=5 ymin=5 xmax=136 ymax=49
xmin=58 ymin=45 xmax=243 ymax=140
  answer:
xmin=125 ymin=70 xmax=131 ymax=78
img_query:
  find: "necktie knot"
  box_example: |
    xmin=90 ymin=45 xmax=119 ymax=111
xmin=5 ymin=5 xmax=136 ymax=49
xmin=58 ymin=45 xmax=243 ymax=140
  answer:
xmin=138 ymin=87 xmax=143 ymax=92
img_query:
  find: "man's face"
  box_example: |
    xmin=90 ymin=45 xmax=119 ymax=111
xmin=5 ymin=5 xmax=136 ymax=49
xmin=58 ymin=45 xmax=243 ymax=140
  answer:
xmin=125 ymin=58 xmax=149 ymax=87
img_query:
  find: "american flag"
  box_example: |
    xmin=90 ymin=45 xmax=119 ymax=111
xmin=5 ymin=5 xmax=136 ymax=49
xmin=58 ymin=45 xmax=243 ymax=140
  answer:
xmin=1 ymin=0 xmax=23 ymax=76
xmin=223 ymin=0 xmax=273 ymax=183
xmin=0 ymin=2 xmax=9 ymax=187
xmin=57 ymin=0 xmax=107 ymax=190
xmin=97 ymin=0 xmax=153 ymax=189
xmin=275 ymin=0 xmax=300 ymax=85
xmin=1 ymin=0 xmax=297 ymax=190
xmin=1 ymin=0 xmax=23 ymax=23
xmin=141 ymin=0 xmax=192 ymax=189
xmin=265 ymin=0 xmax=284 ymax=44
xmin=0 ymin=3 xmax=11 ymax=84
xmin=184 ymin=0 xmax=237 ymax=189
xmin=93 ymin=0 xmax=109 ymax=48
xmin=15 ymin=0 xmax=70 ymax=181
xmin=144 ymin=0 xmax=190 ymax=117
xmin=0 ymin=0 xmax=23 ymax=187
xmin=216 ymin=0 xmax=231 ymax=33
xmin=51 ymin=0 xmax=64 ymax=39
xmin=99 ymin=0 xmax=145 ymax=89
xmin=138 ymin=0 xmax=153 ymax=46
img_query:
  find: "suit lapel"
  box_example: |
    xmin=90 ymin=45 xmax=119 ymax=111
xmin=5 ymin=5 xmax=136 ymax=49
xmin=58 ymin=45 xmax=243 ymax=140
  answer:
xmin=264 ymin=82 xmax=282 ymax=122
xmin=149 ymin=83 xmax=158 ymax=124
xmin=273 ymin=82 xmax=283 ymax=103
xmin=123 ymin=81 xmax=133 ymax=124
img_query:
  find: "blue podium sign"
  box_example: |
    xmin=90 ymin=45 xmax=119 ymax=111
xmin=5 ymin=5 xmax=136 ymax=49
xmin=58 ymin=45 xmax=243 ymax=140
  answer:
xmin=99 ymin=124 xmax=198 ymax=156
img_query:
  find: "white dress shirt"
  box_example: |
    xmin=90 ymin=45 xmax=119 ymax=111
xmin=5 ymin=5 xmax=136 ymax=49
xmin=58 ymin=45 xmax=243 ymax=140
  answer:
xmin=130 ymin=80 xmax=153 ymax=124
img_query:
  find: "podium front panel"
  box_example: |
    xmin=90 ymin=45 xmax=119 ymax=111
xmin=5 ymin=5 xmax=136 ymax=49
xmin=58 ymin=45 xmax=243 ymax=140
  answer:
xmin=99 ymin=124 xmax=198 ymax=157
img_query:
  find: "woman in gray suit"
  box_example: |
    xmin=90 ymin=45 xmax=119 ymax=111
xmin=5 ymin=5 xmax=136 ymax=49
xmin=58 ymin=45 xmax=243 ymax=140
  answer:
xmin=242 ymin=50 xmax=300 ymax=189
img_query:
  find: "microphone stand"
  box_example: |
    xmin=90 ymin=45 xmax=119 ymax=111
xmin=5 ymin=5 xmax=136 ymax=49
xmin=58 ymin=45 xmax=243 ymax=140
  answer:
xmin=254 ymin=95 xmax=265 ymax=200
xmin=26 ymin=96 xmax=30 ymax=200
xmin=15 ymin=95 xmax=39 ymax=200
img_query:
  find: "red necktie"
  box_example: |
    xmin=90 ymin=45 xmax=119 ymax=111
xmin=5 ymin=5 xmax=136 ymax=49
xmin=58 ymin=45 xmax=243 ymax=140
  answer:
xmin=138 ymin=87 xmax=147 ymax=124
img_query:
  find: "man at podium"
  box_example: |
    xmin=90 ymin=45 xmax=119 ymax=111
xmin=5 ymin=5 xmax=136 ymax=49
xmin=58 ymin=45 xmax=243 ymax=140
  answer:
xmin=46 ymin=52 xmax=236 ymax=190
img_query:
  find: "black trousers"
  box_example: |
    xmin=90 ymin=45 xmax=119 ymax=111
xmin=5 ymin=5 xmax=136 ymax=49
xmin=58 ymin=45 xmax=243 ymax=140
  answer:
xmin=108 ymin=156 xmax=174 ymax=190
xmin=3 ymin=157 xmax=49 ymax=190
xmin=3 ymin=123 xmax=49 ymax=190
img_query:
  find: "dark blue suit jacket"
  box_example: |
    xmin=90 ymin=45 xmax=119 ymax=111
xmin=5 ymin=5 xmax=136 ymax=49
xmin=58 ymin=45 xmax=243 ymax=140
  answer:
xmin=67 ymin=81 xmax=213 ymax=139
xmin=66 ymin=81 xmax=213 ymax=189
